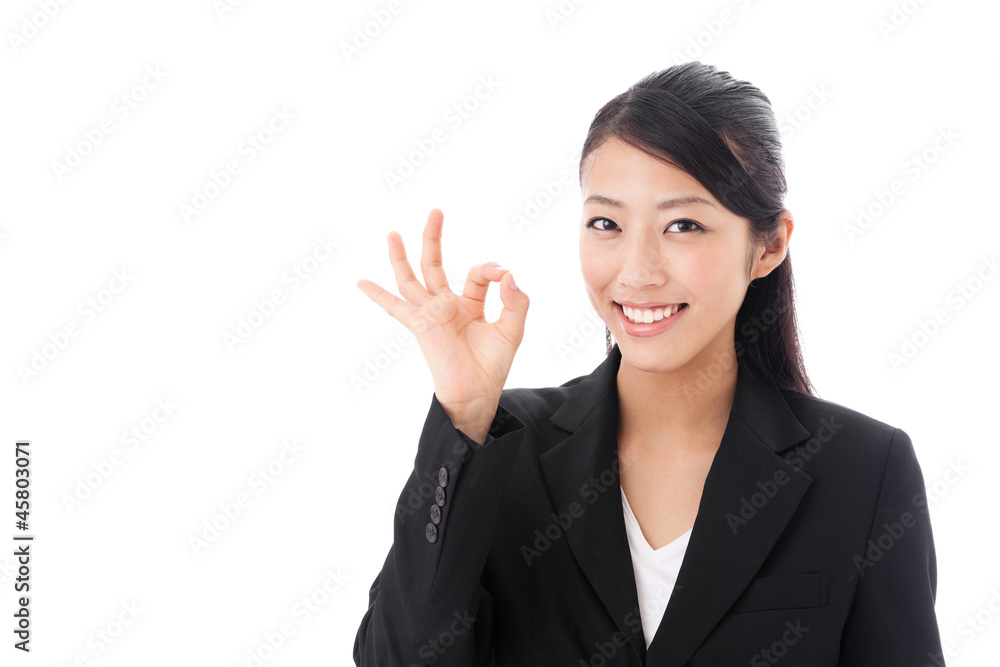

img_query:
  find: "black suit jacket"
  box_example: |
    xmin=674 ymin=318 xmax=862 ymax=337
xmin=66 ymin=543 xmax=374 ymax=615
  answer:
xmin=354 ymin=344 xmax=943 ymax=666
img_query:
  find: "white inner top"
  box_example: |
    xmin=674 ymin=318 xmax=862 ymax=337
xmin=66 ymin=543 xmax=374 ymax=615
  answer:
xmin=620 ymin=484 xmax=693 ymax=649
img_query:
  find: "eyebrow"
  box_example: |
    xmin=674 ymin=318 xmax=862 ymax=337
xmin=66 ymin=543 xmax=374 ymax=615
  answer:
xmin=583 ymin=194 xmax=718 ymax=210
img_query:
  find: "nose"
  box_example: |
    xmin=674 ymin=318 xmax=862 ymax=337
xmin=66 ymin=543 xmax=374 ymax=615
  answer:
xmin=618 ymin=230 xmax=666 ymax=289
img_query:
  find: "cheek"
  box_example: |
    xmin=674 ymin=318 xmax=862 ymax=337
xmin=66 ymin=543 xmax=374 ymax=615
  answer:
xmin=684 ymin=245 xmax=749 ymax=314
xmin=579 ymin=243 xmax=612 ymax=291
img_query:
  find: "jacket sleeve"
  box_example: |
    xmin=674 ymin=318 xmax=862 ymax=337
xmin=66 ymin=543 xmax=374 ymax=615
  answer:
xmin=354 ymin=391 xmax=526 ymax=666
xmin=838 ymin=427 xmax=944 ymax=665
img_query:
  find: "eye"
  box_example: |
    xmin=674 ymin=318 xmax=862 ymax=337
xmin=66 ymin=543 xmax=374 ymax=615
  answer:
xmin=585 ymin=217 xmax=705 ymax=233
xmin=666 ymin=219 xmax=704 ymax=233
xmin=585 ymin=217 xmax=619 ymax=231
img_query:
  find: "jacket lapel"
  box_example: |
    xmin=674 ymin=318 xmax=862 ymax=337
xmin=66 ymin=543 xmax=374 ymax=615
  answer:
xmin=539 ymin=346 xmax=648 ymax=661
xmin=538 ymin=344 xmax=815 ymax=666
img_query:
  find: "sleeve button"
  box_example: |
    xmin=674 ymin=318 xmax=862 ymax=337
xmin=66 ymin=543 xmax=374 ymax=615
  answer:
xmin=438 ymin=467 xmax=449 ymax=487
xmin=425 ymin=523 xmax=438 ymax=543
xmin=435 ymin=486 xmax=446 ymax=506
xmin=430 ymin=504 xmax=441 ymax=524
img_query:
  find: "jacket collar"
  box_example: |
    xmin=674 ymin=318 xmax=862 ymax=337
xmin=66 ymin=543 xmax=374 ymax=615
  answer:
xmin=539 ymin=344 xmax=814 ymax=666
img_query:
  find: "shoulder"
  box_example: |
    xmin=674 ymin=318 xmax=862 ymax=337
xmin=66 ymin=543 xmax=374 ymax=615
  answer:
xmin=776 ymin=387 xmax=923 ymax=489
xmin=779 ymin=386 xmax=900 ymax=443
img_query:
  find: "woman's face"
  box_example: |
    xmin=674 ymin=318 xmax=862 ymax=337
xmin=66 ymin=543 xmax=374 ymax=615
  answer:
xmin=579 ymin=137 xmax=763 ymax=377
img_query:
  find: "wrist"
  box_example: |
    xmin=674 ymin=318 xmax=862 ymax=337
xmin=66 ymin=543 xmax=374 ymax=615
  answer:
xmin=442 ymin=402 xmax=499 ymax=446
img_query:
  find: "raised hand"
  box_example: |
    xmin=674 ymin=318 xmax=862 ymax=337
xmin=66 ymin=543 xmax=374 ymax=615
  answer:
xmin=356 ymin=209 xmax=529 ymax=442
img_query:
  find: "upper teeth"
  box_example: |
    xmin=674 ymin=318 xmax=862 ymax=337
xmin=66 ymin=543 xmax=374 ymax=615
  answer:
xmin=622 ymin=304 xmax=683 ymax=323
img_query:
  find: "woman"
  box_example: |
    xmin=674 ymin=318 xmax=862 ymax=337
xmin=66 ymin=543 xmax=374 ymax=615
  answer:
xmin=354 ymin=62 xmax=943 ymax=666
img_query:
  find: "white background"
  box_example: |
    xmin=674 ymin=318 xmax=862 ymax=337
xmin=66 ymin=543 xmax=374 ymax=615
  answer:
xmin=1 ymin=0 xmax=998 ymax=664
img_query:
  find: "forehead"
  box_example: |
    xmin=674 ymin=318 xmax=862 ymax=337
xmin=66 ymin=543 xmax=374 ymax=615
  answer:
xmin=581 ymin=139 xmax=712 ymax=202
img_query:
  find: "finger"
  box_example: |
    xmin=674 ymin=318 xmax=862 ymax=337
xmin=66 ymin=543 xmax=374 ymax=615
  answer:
xmin=420 ymin=209 xmax=452 ymax=296
xmin=386 ymin=230 xmax=432 ymax=305
xmin=356 ymin=278 xmax=417 ymax=330
xmin=462 ymin=262 xmax=503 ymax=304
xmin=494 ymin=271 xmax=529 ymax=348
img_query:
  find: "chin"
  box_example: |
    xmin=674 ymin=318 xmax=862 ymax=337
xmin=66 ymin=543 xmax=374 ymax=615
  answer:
xmin=618 ymin=342 xmax=686 ymax=370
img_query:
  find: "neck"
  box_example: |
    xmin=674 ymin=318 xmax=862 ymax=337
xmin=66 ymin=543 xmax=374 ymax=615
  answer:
xmin=615 ymin=341 xmax=739 ymax=454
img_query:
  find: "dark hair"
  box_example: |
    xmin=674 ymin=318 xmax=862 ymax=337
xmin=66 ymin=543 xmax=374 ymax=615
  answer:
xmin=580 ymin=61 xmax=815 ymax=397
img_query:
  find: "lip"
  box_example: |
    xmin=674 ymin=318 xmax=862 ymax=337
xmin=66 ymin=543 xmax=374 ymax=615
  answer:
xmin=616 ymin=301 xmax=686 ymax=309
xmin=614 ymin=301 xmax=688 ymax=338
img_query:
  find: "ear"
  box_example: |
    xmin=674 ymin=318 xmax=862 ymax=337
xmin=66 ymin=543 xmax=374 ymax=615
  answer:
xmin=752 ymin=210 xmax=794 ymax=281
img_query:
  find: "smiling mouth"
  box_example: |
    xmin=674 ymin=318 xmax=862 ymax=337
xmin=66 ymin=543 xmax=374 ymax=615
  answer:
xmin=615 ymin=302 xmax=688 ymax=324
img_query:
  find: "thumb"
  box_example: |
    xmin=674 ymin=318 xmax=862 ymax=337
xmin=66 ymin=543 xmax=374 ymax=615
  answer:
xmin=495 ymin=271 xmax=528 ymax=347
